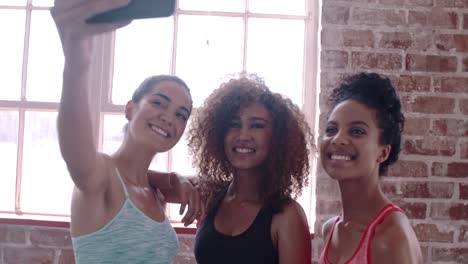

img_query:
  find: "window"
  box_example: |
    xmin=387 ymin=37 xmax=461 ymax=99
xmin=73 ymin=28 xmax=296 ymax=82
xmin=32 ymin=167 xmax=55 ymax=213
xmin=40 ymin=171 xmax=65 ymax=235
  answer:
xmin=0 ymin=0 xmax=320 ymax=228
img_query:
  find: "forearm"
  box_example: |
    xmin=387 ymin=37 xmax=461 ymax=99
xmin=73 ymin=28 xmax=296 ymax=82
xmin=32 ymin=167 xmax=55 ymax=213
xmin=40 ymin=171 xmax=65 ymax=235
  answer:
xmin=58 ymin=48 xmax=98 ymax=175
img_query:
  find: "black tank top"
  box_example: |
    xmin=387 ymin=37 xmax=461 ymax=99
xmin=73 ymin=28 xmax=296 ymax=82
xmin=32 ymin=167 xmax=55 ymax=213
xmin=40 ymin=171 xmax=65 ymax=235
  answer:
xmin=194 ymin=196 xmax=279 ymax=264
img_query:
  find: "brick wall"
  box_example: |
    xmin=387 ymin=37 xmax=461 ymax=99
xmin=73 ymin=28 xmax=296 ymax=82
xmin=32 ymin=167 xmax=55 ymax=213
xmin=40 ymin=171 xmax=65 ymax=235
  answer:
xmin=317 ymin=0 xmax=468 ymax=263
xmin=0 ymin=224 xmax=196 ymax=264
xmin=1 ymin=1 xmax=467 ymax=263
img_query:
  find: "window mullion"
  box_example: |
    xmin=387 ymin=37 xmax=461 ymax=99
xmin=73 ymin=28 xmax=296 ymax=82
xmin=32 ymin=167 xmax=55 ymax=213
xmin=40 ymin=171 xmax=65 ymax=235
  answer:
xmin=14 ymin=109 xmax=25 ymax=213
xmin=302 ymin=0 xmax=320 ymax=229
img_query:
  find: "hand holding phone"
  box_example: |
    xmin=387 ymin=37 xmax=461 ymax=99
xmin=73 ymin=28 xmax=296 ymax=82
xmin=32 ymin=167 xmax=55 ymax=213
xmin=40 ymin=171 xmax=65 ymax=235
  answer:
xmin=86 ymin=0 xmax=176 ymax=23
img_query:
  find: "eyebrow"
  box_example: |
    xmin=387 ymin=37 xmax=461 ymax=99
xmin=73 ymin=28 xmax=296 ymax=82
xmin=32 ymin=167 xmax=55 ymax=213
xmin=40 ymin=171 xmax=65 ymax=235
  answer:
xmin=350 ymin=120 xmax=369 ymax=127
xmin=153 ymin=93 xmax=191 ymax=115
xmin=326 ymin=120 xmax=369 ymax=128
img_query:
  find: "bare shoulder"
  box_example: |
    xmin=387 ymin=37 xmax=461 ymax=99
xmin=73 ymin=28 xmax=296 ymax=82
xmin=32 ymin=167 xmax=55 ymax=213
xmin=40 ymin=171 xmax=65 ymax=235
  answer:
xmin=274 ymin=200 xmax=308 ymax=225
xmin=322 ymin=216 xmax=339 ymax=241
xmin=372 ymin=211 xmax=423 ymax=264
xmin=272 ymin=200 xmax=311 ymax=264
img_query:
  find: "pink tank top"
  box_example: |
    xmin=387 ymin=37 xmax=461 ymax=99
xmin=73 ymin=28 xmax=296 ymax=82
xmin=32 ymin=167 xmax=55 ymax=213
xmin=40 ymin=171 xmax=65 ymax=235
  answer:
xmin=318 ymin=204 xmax=403 ymax=264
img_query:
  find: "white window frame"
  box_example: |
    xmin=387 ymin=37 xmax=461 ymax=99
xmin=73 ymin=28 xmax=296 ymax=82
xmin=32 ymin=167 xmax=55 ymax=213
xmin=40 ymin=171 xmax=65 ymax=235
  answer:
xmin=0 ymin=0 xmax=321 ymax=230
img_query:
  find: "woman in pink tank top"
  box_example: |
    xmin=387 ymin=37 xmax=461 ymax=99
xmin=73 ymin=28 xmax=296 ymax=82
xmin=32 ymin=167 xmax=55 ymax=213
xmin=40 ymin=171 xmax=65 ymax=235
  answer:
xmin=318 ymin=73 xmax=423 ymax=264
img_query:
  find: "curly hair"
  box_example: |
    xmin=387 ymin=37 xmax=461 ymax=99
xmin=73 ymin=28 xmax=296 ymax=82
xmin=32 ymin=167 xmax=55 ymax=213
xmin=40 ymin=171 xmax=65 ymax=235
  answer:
xmin=328 ymin=72 xmax=405 ymax=175
xmin=188 ymin=74 xmax=315 ymax=213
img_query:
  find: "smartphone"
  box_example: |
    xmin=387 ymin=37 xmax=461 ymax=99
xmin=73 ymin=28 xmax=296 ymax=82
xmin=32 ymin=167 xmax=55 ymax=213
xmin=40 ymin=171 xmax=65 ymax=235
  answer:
xmin=86 ymin=0 xmax=176 ymax=23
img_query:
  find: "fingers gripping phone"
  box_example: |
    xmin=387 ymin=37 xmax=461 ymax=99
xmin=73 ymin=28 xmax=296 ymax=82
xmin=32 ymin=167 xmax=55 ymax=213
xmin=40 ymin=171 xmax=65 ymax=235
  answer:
xmin=86 ymin=0 xmax=176 ymax=23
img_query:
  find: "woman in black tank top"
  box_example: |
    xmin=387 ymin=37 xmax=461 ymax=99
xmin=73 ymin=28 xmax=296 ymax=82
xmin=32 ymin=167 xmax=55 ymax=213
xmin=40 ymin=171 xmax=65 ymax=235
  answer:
xmin=187 ymin=75 xmax=315 ymax=264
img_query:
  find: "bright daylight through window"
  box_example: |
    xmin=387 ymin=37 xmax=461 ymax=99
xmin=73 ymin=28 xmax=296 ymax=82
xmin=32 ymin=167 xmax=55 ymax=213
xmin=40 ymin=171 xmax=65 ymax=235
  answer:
xmin=0 ymin=0 xmax=319 ymax=228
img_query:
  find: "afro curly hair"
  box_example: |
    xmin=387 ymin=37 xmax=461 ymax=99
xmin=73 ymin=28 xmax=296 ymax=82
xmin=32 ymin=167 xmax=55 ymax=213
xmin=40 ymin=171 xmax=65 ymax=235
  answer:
xmin=188 ymin=74 xmax=315 ymax=213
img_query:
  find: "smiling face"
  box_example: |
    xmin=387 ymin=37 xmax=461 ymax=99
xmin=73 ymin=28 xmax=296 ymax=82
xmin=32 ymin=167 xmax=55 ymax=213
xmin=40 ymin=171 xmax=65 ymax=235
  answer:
xmin=126 ymin=80 xmax=192 ymax=153
xmin=319 ymin=99 xmax=390 ymax=181
xmin=223 ymin=102 xmax=273 ymax=172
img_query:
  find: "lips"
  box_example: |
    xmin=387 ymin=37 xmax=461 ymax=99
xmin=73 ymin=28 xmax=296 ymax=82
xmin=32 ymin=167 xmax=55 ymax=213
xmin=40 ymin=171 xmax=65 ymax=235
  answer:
xmin=233 ymin=147 xmax=255 ymax=153
xmin=149 ymin=124 xmax=170 ymax=138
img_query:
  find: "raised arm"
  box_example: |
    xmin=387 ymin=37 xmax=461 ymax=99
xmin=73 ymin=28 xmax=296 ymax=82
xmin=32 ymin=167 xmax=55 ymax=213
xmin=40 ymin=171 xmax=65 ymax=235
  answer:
xmin=52 ymin=0 xmax=131 ymax=191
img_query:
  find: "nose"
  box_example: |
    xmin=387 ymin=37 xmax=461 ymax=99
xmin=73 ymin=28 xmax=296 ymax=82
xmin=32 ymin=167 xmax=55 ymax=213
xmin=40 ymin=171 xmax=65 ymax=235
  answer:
xmin=330 ymin=130 xmax=348 ymax=145
xmin=159 ymin=112 xmax=173 ymax=127
xmin=238 ymin=127 xmax=252 ymax=141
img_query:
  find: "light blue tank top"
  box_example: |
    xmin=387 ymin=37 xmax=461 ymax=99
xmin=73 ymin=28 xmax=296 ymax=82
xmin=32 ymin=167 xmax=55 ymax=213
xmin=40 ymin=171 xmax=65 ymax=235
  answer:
xmin=72 ymin=168 xmax=179 ymax=264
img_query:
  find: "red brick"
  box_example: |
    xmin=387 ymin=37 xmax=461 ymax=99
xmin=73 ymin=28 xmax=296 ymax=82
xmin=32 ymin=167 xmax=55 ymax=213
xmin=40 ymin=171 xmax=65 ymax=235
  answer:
xmin=351 ymin=52 xmax=402 ymax=70
xmin=320 ymin=72 xmax=348 ymax=91
xmin=398 ymin=202 xmax=427 ymax=219
xmin=379 ymin=0 xmax=405 ymax=5
xmin=403 ymin=138 xmax=456 ymax=156
xmin=0 ymin=225 xmax=26 ymax=244
xmin=408 ymin=10 xmax=457 ymax=29
xmin=405 ymin=54 xmax=457 ymax=72
xmin=4 ymin=246 xmax=55 ymax=264
xmin=408 ymin=0 xmax=434 ymax=7
xmin=402 ymin=95 xmax=455 ymax=114
xmin=401 ymin=182 xmax=454 ymax=198
xmin=322 ymin=5 xmax=350 ymax=25
xmin=463 ymin=57 xmax=468 ymax=72
xmin=460 ymin=226 xmax=468 ymax=243
xmin=432 ymin=248 xmax=468 ymax=263
xmin=402 ymin=117 xmax=431 ymax=135
xmin=461 ymin=142 xmax=468 ymax=159
xmin=461 ymin=183 xmax=468 ymax=199
xmin=315 ymin=177 xmax=340 ymax=200
xmin=432 ymin=119 xmax=468 ymax=137
xmin=352 ymin=8 xmax=405 ymax=27
xmin=387 ymin=160 xmax=428 ymax=177
xmin=58 ymin=249 xmax=75 ymax=264
xmin=410 ymin=31 xmax=433 ymax=51
xmin=178 ymin=235 xmax=195 ymax=254
xmin=436 ymin=0 xmax=468 ymax=7
xmin=395 ymin=75 xmax=431 ymax=92
xmin=461 ymin=99 xmax=468 ymax=114
xmin=435 ymin=34 xmax=468 ymax=52
xmin=380 ymin=180 xmax=398 ymax=197
xmin=413 ymin=223 xmax=454 ymax=242
xmin=322 ymin=29 xmax=374 ymax=48
xmin=432 ymin=162 xmax=468 ymax=177
xmin=438 ymin=77 xmax=468 ymax=93
xmin=379 ymin=32 xmax=412 ymax=49
xmin=317 ymin=200 xmax=342 ymax=215
xmin=431 ymin=203 xmax=468 ymax=220
xmin=30 ymin=228 xmax=72 ymax=247
xmin=321 ymin=50 xmax=348 ymax=69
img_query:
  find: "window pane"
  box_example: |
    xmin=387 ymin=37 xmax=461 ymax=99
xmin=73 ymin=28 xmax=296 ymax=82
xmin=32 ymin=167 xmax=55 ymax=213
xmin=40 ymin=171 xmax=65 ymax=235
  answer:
xmin=21 ymin=111 xmax=73 ymax=215
xmin=249 ymin=0 xmax=305 ymax=15
xmin=102 ymin=114 xmax=168 ymax=172
xmin=0 ymin=10 xmax=25 ymax=100
xmin=171 ymin=120 xmax=195 ymax=176
xmin=176 ymin=15 xmax=243 ymax=107
xmin=27 ymin=10 xmax=64 ymax=102
xmin=0 ymin=111 xmax=18 ymax=212
xmin=0 ymin=0 xmax=25 ymax=5
xmin=32 ymin=0 xmax=53 ymax=7
xmin=246 ymin=18 xmax=304 ymax=106
xmin=179 ymin=0 xmax=244 ymax=12
xmin=112 ymin=18 xmax=173 ymax=105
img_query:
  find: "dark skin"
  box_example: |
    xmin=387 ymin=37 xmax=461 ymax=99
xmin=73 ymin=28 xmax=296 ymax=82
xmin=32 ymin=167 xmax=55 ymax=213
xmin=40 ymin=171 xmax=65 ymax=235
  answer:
xmin=320 ymin=100 xmax=422 ymax=264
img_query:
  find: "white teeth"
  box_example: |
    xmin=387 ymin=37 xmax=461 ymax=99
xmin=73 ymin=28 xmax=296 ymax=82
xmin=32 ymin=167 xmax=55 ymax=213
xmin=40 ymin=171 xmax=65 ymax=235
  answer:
xmin=150 ymin=125 xmax=168 ymax=137
xmin=235 ymin=147 xmax=254 ymax=153
xmin=331 ymin=154 xmax=351 ymax=161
